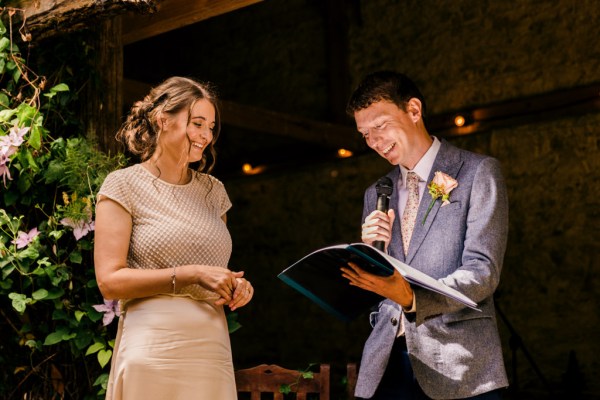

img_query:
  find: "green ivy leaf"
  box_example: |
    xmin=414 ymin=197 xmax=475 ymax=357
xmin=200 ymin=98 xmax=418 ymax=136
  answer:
xmin=48 ymin=230 xmax=65 ymax=240
xmin=0 ymin=37 xmax=8 ymax=52
xmin=93 ymin=373 xmax=110 ymax=388
xmin=44 ymin=83 xmax=70 ymax=99
xmin=0 ymin=92 xmax=9 ymax=109
xmin=1 ymin=260 xmax=16 ymax=279
xmin=8 ymin=292 xmax=32 ymax=314
xmin=51 ymin=83 xmax=69 ymax=92
xmin=45 ymin=287 xmax=65 ymax=300
xmin=279 ymin=384 xmax=292 ymax=394
xmin=85 ymin=341 xmax=105 ymax=356
xmin=97 ymin=349 xmax=112 ymax=368
xmin=75 ymin=310 xmax=86 ymax=322
xmin=74 ymin=330 xmax=94 ymax=350
xmin=16 ymin=245 xmax=39 ymax=261
xmin=44 ymin=327 xmax=70 ymax=345
xmin=25 ymin=339 xmax=41 ymax=350
xmin=226 ymin=312 xmax=242 ymax=334
xmin=0 ymin=278 xmax=13 ymax=289
xmin=69 ymin=250 xmax=83 ymax=264
xmin=12 ymin=67 xmax=21 ymax=83
xmin=0 ymin=108 xmax=17 ymax=122
xmin=87 ymin=308 xmax=103 ymax=323
xmin=36 ymin=257 xmax=52 ymax=268
xmin=28 ymin=125 xmax=43 ymax=150
xmin=16 ymin=102 xmax=37 ymax=125
xmin=32 ymin=288 xmax=49 ymax=300
xmin=302 ymin=371 xmax=314 ymax=379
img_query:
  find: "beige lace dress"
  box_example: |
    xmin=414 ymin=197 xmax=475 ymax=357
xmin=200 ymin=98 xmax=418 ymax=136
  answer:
xmin=97 ymin=164 xmax=236 ymax=400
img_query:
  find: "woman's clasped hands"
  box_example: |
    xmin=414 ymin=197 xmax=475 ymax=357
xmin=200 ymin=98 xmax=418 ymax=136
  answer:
xmin=196 ymin=265 xmax=253 ymax=310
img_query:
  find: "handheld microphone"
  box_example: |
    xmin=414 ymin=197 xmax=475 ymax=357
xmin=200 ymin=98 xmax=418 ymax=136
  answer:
xmin=373 ymin=176 xmax=394 ymax=251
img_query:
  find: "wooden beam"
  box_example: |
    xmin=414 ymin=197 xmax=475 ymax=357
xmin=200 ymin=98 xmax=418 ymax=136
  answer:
xmin=427 ymin=84 xmax=600 ymax=137
xmin=122 ymin=78 xmax=365 ymax=151
xmin=5 ymin=0 xmax=156 ymax=42
xmin=121 ymin=0 xmax=264 ymax=45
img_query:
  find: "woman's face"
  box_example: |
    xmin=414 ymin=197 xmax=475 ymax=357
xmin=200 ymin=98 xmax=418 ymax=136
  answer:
xmin=159 ymin=98 xmax=216 ymax=164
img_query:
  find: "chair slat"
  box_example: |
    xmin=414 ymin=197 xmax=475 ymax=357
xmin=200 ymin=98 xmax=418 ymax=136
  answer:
xmin=235 ymin=363 xmax=330 ymax=399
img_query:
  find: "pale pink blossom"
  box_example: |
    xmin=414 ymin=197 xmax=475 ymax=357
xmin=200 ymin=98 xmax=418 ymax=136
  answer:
xmin=60 ymin=218 xmax=95 ymax=240
xmin=0 ymin=126 xmax=29 ymax=157
xmin=12 ymin=227 xmax=39 ymax=249
xmin=0 ymin=126 xmax=29 ymax=188
xmin=0 ymin=154 xmax=11 ymax=187
xmin=92 ymin=299 xmax=120 ymax=326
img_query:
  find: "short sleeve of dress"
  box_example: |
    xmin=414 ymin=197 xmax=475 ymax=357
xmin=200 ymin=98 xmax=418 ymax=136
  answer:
xmin=210 ymin=176 xmax=232 ymax=216
xmin=97 ymin=169 xmax=133 ymax=214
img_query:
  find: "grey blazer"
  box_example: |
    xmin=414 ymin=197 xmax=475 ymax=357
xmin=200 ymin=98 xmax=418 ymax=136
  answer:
xmin=355 ymin=140 xmax=509 ymax=399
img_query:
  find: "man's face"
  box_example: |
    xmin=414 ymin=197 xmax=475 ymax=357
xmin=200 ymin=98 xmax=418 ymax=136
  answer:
xmin=354 ymin=100 xmax=419 ymax=167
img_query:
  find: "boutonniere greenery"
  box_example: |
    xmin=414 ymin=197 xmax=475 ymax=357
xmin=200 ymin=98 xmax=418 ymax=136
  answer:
xmin=422 ymin=171 xmax=458 ymax=225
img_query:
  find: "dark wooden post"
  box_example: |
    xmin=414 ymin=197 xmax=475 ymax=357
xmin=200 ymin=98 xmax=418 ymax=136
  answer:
xmin=83 ymin=17 xmax=124 ymax=155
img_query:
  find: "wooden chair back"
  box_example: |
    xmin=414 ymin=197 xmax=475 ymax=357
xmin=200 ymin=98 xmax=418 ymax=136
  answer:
xmin=346 ymin=363 xmax=357 ymax=399
xmin=235 ymin=363 xmax=330 ymax=400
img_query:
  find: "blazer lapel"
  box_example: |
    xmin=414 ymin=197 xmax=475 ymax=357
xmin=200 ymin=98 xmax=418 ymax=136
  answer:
xmin=405 ymin=141 xmax=463 ymax=264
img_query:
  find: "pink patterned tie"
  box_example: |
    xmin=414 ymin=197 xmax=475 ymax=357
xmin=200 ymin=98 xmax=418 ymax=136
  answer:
xmin=401 ymin=172 xmax=420 ymax=256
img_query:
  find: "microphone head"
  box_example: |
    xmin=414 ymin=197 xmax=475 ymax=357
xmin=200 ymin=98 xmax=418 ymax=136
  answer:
xmin=375 ymin=176 xmax=393 ymax=196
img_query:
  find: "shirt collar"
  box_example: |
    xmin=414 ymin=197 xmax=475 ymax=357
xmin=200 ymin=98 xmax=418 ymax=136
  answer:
xmin=399 ymin=136 xmax=441 ymax=186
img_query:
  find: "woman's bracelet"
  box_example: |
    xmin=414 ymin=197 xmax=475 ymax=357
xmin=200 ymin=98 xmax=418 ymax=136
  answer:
xmin=171 ymin=265 xmax=177 ymax=294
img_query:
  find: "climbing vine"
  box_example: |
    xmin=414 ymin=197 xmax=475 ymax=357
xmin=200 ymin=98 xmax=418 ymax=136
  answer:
xmin=0 ymin=7 xmax=126 ymax=399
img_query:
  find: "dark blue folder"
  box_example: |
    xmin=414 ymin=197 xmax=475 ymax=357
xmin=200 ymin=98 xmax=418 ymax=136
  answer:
xmin=278 ymin=244 xmax=393 ymax=322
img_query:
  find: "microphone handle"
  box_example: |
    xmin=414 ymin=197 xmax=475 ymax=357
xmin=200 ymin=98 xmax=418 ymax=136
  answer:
xmin=373 ymin=195 xmax=390 ymax=251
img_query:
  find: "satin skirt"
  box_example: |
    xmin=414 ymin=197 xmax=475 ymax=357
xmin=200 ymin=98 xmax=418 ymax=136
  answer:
xmin=106 ymin=295 xmax=237 ymax=400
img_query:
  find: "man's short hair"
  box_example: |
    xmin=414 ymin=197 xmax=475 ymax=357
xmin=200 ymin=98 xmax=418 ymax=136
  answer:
xmin=346 ymin=71 xmax=427 ymax=116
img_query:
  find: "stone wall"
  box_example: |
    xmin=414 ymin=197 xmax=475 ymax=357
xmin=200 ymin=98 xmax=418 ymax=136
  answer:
xmin=341 ymin=1 xmax=600 ymax=397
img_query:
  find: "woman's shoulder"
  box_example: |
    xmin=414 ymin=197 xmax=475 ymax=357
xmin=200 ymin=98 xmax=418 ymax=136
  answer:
xmin=103 ymin=164 xmax=148 ymax=184
xmin=191 ymin=171 xmax=226 ymax=188
xmin=100 ymin=164 xmax=146 ymax=192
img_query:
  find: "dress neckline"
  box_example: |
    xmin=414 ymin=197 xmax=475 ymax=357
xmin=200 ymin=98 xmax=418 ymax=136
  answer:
xmin=137 ymin=163 xmax=195 ymax=187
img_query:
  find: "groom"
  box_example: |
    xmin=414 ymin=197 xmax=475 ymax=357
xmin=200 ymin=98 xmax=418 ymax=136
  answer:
xmin=341 ymin=71 xmax=509 ymax=399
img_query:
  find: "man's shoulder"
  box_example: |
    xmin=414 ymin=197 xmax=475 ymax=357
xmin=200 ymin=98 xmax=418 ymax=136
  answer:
xmin=439 ymin=140 xmax=501 ymax=172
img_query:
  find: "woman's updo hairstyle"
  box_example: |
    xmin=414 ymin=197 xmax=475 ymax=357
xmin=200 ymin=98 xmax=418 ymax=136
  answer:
xmin=116 ymin=76 xmax=221 ymax=174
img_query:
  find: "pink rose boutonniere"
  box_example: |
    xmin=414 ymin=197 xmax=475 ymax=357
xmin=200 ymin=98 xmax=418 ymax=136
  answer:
xmin=422 ymin=171 xmax=458 ymax=225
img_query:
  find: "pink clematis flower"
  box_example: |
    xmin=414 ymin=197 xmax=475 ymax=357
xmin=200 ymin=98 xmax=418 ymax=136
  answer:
xmin=0 ymin=154 xmax=11 ymax=187
xmin=92 ymin=299 xmax=121 ymax=326
xmin=60 ymin=218 xmax=95 ymax=240
xmin=0 ymin=126 xmax=29 ymax=188
xmin=0 ymin=125 xmax=29 ymax=157
xmin=12 ymin=227 xmax=40 ymax=249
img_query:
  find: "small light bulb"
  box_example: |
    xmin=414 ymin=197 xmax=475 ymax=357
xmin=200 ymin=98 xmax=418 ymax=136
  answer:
xmin=337 ymin=148 xmax=353 ymax=158
xmin=241 ymin=163 xmax=266 ymax=175
xmin=454 ymin=115 xmax=466 ymax=127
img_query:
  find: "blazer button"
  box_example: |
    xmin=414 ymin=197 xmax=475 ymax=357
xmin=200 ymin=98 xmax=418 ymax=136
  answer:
xmin=390 ymin=317 xmax=398 ymax=326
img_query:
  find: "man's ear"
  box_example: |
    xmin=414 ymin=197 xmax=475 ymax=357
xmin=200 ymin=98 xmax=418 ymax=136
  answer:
xmin=406 ymin=98 xmax=423 ymax=123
